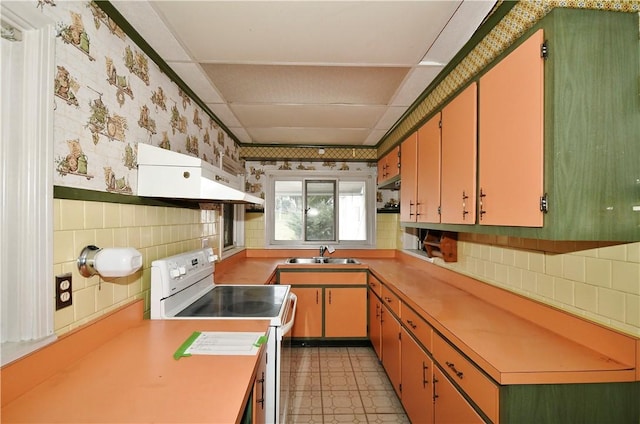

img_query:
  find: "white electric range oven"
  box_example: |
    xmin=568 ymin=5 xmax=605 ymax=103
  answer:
xmin=150 ymin=248 xmax=296 ymax=424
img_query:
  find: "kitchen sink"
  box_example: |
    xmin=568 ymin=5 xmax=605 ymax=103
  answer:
xmin=285 ymin=257 xmax=360 ymax=264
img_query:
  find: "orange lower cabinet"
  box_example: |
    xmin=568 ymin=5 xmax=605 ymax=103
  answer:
xmin=290 ymin=287 xmax=322 ymax=338
xmin=252 ymin=347 xmax=268 ymax=424
xmin=381 ymin=304 xmax=402 ymax=397
xmin=401 ymin=328 xmax=434 ymax=424
xmin=368 ymin=291 xmax=383 ymax=360
xmin=433 ymin=367 xmax=485 ymax=424
xmin=325 ymin=287 xmax=367 ymax=338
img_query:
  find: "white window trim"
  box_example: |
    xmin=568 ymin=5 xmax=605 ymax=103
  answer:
xmin=220 ymin=203 xmax=246 ymax=260
xmin=264 ymin=170 xmax=376 ymax=249
xmin=1 ymin=3 xmax=56 ymax=365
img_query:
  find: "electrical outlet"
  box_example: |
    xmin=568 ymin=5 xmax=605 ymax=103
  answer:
xmin=55 ymin=273 xmax=72 ymax=310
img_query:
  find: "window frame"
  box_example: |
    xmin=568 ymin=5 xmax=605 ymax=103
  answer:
xmin=0 ymin=4 xmax=56 ymax=364
xmin=220 ymin=203 xmax=246 ymax=259
xmin=265 ymin=170 xmax=376 ymax=249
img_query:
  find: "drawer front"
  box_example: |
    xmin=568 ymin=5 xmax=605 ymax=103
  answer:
xmin=368 ymin=274 xmax=382 ymax=298
xmin=279 ymin=271 xmax=367 ymax=285
xmin=381 ymin=286 xmax=401 ymax=316
xmin=433 ymin=333 xmax=499 ymax=423
xmin=401 ymin=306 xmax=432 ymax=353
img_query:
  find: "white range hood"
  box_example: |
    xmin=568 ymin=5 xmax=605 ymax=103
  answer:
xmin=137 ymin=143 xmax=264 ymax=205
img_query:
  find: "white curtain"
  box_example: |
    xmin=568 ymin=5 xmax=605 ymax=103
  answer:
xmin=1 ymin=8 xmax=55 ymax=353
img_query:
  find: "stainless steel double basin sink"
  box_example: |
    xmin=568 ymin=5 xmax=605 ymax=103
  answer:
xmin=285 ymin=257 xmax=360 ymax=265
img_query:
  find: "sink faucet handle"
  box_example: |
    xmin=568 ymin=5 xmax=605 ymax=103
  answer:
xmin=320 ymin=245 xmax=335 ymax=256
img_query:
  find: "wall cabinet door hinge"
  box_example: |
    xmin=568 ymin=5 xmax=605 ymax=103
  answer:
xmin=540 ymin=193 xmax=549 ymax=213
xmin=541 ymin=41 xmax=549 ymax=59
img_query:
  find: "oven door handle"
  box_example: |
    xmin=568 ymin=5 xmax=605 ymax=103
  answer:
xmin=280 ymin=293 xmax=297 ymax=336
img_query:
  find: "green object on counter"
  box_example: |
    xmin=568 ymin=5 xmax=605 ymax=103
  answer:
xmin=253 ymin=335 xmax=268 ymax=347
xmin=173 ymin=331 xmax=201 ymax=360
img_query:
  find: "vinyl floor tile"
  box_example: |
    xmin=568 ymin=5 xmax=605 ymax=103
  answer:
xmin=289 ymin=346 xmax=409 ymax=424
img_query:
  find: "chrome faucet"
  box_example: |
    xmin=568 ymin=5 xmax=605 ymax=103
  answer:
xmin=319 ymin=245 xmax=335 ymax=257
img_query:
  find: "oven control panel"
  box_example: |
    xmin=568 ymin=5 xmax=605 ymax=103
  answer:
xmin=151 ymin=248 xmax=216 ymax=302
xmin=164 ymin=249 xmax=215 ymax=280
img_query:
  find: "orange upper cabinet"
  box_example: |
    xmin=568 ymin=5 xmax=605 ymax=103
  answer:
xmin=377 ymin=146 xmax=400 ymax=186
xmin=478 ymin=29 xmax=544 ymax=227
xmin=441 ymin=83 xmax=477 ymax=224
xmin=400 ymin=132 xmax=418 ymax=222
xmin=417 ymin=113 xmax=442 ymax=223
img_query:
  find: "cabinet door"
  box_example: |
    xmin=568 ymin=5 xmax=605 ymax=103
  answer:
xmin=378 ymin=148 xmax=399 ymax=184
xmin=325 ymin=287 xmax=367 ymax=338
xmin=400 ymin=132 xmax=418 ymax=222
xmin=417 ymin=113 xmax=441 ymax=223
xmin=433 ymin=367 xmax=484 ymax=424
xmin=368 ymin=292 xmax=382 ymax=360
xmin=478 ymin=29 xmax=544 ymax=227
xmin=377 ymin=156 xmax=387 ymax=185
xmin=290 ymin=287 xmax=322 ymax=338
xmin=381 ymin=305 xmax=401 ymax=397
xmin=441 ymin=83 xmax=477 ymax=224
xmin=252 ymin=348 xmax=268 ymax=424
xmin=386 ymin=146 xmax=400 ymax=180
xmin=401 ymin=328 xmax=434 ymax=424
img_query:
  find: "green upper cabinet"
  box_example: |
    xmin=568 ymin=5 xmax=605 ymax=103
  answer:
xmin=540 ymin=8 xmax=640 ymax=241
xmin=408 ymin=8 xmax=640 ymax=241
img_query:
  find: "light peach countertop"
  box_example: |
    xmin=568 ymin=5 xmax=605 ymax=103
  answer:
xmin=1 ymin=319 xmax=270 ymax=424
xmin=363 ymin=257 xmax=637 ymax=385
xmin=214 ymin=250 xmax=637 ymax=385
xmin=216 ymin=257 xmax=284 ymax=284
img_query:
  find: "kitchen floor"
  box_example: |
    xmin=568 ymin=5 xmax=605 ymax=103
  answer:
xmin=289 ymin=346 xmax=409 ymax=424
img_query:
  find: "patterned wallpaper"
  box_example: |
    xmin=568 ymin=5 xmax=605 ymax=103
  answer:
xmin=46 ymin=1 xmax=239 ymax=195
xmin=36 ymin=0 xmax=640 ymax=196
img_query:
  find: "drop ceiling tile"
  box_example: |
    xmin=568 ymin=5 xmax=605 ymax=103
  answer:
xmin=375 ymin=106 xmax=409 ymax=130
xmin=153 ymin=1 xmax=462 ymax=65
xmin=168 ymin=62 xmax=224 ymax=104
xmin=247 ymin=128 xmax=370 ymax=145
xmin=206 ymin=104 xmax=242 ymax=127
xmin=364 ymin=129 xmax=391 ymax=146
xmin=421 ymin=0 xmax=496 ymax=64
xmin=391 ymin=67 xmax=444 ymax=107
xmin=201 ymin=64 xmax=409 ymax=105
xmin=227 ymin=127 xmax=252 ymax=144
xmin=230 ymin=104 xmax=385 ymax=129
xmin=111 ymin=2 xmax=191 ymax=62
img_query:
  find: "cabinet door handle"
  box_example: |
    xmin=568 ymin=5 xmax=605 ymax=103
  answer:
xmin=257 ymin=371 xmax=265 ymax=408
xmin=446 ymin=361 xmax=464 ymax=379
xmin=433 ymin=376 xmax=439 ymax=400
xmin=375 ymin=303 xmax=380 ymax=319
xmin=479 ymin=188 xmax=487 ymax=220
xmin=328 ymin=290 xmax=332 ymax=304
xmin=316 ymin=289 xmax=319 ymax=304
xmin=462 ymin=190 xmax=469 ymax=220
xmin=422 ymin=361 xmax=429 ymax=387
xmin=409 ymin=201 xmax=415 ymax=217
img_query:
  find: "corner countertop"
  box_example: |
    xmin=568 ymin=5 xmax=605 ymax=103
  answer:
xmin=216 ymin=250 xmax=638 ymax=385
xmin=1 ymin=317 xmax=270 ymax=424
